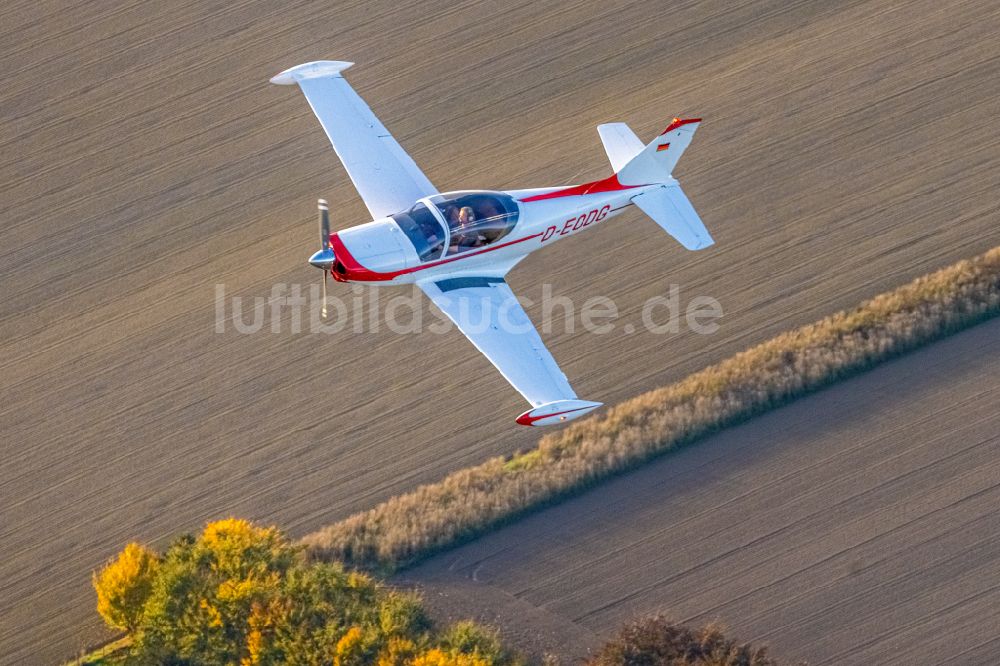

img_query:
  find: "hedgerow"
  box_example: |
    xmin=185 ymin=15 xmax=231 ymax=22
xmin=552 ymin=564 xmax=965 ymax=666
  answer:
xmin=303 ymin=247 xmax=1000 ymax=570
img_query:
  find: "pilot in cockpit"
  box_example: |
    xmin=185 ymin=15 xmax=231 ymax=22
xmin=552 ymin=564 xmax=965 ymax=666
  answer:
xmin=449 ymin=206 xmax=486 ymax=253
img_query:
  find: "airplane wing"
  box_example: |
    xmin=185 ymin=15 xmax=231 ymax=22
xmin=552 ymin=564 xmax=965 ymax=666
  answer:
xmin=271 ymin=61 xmax=438 ymax=219
xmin=419 ymin=277 xmax=602 ymax=426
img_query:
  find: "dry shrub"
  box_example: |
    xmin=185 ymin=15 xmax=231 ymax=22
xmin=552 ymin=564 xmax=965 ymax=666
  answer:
xmin=303 ymin=248 xmax=1000 ymax=570
xmin=588 ymin=615 xmax=780 ymax=666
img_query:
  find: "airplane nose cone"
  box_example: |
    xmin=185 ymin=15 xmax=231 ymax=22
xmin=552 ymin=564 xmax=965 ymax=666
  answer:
xmin=308 ymin=248 xmax=336 ymax=270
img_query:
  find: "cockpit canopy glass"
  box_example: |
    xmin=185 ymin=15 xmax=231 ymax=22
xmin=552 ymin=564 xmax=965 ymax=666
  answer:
xmin=392 ymin=203 xmax=447 ymax=262
xmin=430 ymin=191 xmax=520 ymax=256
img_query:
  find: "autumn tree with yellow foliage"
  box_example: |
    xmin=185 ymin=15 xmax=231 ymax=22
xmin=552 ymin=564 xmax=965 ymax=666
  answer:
xmin=93 ymin=542 xmax=159 ymax=633
xmin=92 ymin=519 xmax=517 ymax=665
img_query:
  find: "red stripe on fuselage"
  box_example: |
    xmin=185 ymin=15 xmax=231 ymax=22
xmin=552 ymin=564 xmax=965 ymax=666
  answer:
xmin=330 ymin=231 xmax=543 ymax=283
xmin=518 ymin=173 xmax=645 ymax=202
xmin=519 ymin=119 xmax=699 ymax=204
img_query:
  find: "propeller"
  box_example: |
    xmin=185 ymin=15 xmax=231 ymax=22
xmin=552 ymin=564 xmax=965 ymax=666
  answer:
xmin=308 ymin=198 xmax=336 ymax=318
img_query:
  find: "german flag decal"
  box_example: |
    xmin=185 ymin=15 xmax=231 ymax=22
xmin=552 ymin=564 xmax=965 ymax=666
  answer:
xmin=656 ymin=142 xmax=670 ymax=152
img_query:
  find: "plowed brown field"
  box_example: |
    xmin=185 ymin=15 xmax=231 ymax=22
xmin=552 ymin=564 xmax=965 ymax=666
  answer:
xmin=2 ymin=0 xmax=997 ymax=662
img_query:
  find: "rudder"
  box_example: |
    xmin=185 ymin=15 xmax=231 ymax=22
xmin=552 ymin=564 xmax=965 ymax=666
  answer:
xmin=616 ymin=118 xmax=700 ymax=185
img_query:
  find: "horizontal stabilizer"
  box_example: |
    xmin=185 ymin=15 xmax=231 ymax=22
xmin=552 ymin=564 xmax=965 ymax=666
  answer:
xmin=631 ymin=183 xmax=714 ymax=251
xmin=516 ymin=400 xmax=603 ymax=427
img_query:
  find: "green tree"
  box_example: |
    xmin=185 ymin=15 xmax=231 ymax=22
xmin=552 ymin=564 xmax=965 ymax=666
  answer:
xmin=132 ymin=518 xmax=294 ymax=663
xmin=438 ymin=621 xmax=507 ymax=665
xmin=93 ymin=518 xmax=517 ymax=665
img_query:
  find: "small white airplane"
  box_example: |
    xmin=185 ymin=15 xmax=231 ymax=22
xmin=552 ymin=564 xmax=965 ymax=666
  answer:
xmin=272 ymin=61 xmax=714 ymax=427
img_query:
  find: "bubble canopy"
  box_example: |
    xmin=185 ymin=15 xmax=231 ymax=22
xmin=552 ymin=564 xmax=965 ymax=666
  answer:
xmin=391 ymin=191 xmax=520 ymax=262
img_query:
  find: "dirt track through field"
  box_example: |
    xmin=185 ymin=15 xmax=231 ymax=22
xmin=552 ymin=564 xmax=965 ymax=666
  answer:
xmin=1 ymin=0 xmax=998 ymax=662
xmin=403 ymin=318 xmax=1000 ymax=664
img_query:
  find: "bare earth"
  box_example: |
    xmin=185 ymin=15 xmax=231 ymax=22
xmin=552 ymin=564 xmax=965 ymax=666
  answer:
xmin=402 ymin=318 xmax=1000 ymax=665
xmin=1 ymin=0 xmax=998 ymax=663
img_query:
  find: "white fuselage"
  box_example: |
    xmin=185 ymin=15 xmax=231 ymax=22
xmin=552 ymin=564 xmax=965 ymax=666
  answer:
xmin=329 ymin=183 xmax=656 ymax=285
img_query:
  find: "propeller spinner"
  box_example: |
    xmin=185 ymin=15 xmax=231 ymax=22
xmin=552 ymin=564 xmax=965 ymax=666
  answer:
xmin=308 ymin=199 xmax=336 ymax=318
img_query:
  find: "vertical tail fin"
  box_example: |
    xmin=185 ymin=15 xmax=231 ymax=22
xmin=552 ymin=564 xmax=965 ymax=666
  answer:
xmin=596 ymin=117 xmax=711 ymax=250
xmin=599 ymin=118 xmax=701 ymax=185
